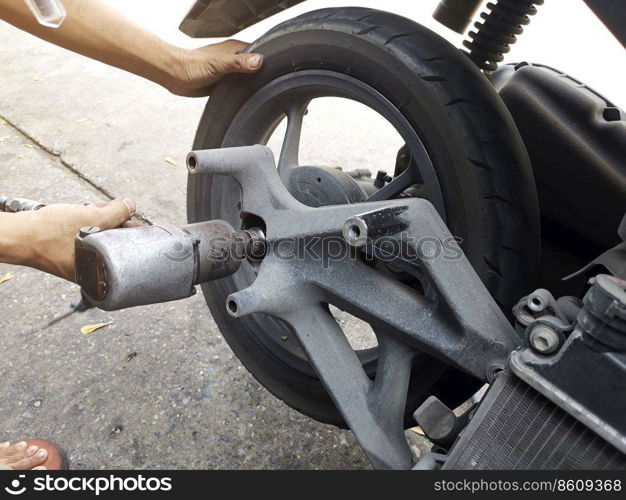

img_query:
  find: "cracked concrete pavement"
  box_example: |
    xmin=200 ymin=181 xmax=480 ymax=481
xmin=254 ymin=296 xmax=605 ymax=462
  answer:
xmin=1 ymin=0 xmax=622 ymax=470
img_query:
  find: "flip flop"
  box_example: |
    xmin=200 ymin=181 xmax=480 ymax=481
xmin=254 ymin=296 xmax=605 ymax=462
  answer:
xmin=24 ymin=439 xmax=69 ymax=470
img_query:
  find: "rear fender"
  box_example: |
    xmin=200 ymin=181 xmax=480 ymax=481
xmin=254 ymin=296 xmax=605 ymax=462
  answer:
xmin=179 ymin=0 xmax=306 ymax=38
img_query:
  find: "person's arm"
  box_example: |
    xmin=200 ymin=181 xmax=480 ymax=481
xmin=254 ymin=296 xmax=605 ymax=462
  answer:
xmin=0 ymin=199 xmax=135 ymax=282
xmin=0 ymin=0 xmax=263 ymax=97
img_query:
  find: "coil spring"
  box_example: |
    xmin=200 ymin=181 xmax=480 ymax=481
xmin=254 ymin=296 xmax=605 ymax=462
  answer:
xmin=463 ymin=0 xmax=544 ymax=73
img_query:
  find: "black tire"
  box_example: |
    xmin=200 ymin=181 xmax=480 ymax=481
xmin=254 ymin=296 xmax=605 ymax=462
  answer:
xmin=188 ymin=8 xmax=540 ymax=427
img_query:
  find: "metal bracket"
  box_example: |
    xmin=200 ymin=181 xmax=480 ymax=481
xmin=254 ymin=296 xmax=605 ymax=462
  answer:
xmin=188 ymin=145 xmax=519 ymax=469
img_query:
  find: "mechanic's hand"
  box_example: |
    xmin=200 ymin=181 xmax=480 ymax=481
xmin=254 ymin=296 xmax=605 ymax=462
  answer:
xmin=168 ymin=40 xmax=263 ymax=97
xmin=27 ymin=199 xmax=137 ymax=282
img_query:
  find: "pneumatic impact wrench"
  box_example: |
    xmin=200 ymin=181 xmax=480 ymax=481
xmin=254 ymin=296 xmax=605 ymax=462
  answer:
xmin=2 ymin=196 xmax=263 ymax=312
xmin=74 ymin=220 xmax=265 ymax=311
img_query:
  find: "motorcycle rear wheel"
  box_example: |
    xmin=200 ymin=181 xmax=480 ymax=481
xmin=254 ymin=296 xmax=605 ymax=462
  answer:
xmin=188 ymin=7 xmax=540 ymax=427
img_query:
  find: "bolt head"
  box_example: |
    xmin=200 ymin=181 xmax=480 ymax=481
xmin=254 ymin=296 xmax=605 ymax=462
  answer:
xmin=529 ymin=325 xmax=560 ymax=354
xmin=342 ymin=217 xmax=368 ymax=248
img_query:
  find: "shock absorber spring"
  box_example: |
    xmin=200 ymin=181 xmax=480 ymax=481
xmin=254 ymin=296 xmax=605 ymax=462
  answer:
xmin=463 ymin=0 xmax=544 ymax=74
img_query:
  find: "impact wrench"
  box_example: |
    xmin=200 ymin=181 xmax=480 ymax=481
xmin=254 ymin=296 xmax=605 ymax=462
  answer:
xmin=74 ymin=220 xmax=265 ymax=311
xmin=2 ymin=195 xmax=263 ymax=316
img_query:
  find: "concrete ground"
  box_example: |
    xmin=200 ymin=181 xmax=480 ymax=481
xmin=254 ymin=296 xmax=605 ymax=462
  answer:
xmin=1 ymin=0 xmax=622 ymax=470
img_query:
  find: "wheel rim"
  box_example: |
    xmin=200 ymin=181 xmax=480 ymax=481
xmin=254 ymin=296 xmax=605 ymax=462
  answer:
xmin=208 ymin=70 xmax=445 ymax=378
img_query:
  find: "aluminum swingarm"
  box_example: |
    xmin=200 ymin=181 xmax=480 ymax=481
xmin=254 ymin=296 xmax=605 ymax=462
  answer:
xmin=187 ymin=145 xmax=520 ymax=470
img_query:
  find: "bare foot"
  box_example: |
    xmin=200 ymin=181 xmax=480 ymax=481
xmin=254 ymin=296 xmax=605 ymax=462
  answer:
xmin=0 ymin=441 xmax=48 ymax=470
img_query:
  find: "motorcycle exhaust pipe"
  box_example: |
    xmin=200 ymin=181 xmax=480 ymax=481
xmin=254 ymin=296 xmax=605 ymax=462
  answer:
xmin=75 ymin=221 xmax=263 ymax=311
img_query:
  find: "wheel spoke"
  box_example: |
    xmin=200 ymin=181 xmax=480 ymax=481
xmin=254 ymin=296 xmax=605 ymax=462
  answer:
xmin=278 ymin=101 xmax=308 ymax=179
